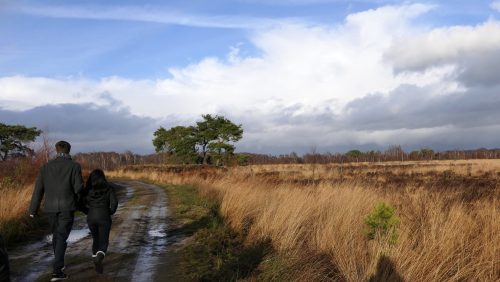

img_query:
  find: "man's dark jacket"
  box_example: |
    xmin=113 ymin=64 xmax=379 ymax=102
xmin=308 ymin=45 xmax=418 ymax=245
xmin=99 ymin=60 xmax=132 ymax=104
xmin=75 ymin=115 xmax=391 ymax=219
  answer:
xmin=29 ymin=156 xmax=84 ymax=214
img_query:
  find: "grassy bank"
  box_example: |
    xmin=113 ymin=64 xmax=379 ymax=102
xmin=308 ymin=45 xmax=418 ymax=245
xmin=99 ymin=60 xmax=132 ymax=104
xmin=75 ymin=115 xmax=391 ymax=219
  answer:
xmin=108 ymin=161 xmax=500 ymax=281
xmin=158 ymin=182 xmax=346 ymax=281
xmin=150 ymin=183 xmax=279 ymax=281
xmin=0 ymin=158 xmax=48 ymax=244
xmin=0 ymin=185 xmax=48 ymax=244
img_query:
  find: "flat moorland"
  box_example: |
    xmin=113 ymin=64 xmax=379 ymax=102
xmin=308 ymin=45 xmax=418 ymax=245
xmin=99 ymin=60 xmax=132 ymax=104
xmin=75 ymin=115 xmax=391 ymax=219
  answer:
xmin=108 ymin=159 xmax=500 ymax=281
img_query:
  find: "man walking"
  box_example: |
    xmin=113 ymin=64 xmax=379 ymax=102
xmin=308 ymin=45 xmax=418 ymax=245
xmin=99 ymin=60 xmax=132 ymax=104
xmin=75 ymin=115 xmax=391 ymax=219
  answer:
xmin=29 ymin=141 xmax=84 ymax=281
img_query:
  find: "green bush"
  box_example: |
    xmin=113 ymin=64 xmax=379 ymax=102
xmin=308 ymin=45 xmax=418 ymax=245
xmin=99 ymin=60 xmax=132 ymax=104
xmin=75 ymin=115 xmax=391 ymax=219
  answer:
xmin=365 ymin=202 xmax=399 ymax=245
xmin=236 ymin=154 xmax=250 ymax=166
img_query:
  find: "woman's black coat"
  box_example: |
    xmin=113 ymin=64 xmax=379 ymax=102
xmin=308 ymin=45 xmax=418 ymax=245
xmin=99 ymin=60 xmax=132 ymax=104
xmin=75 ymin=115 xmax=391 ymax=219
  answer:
xmin=79 ymin=184 xmax=118 ymax=219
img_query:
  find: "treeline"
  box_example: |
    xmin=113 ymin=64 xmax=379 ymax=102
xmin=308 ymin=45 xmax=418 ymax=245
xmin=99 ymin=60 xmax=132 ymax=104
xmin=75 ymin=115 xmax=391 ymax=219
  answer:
xmin=243 ymin=146 xmax=500 ymax=165
xmin=2 ymin=122 xmax=500 ymax=170
xmin=74 ymin=151 xmax=246 ymax=170
xmin=74 ymin=151 xmax=167 ymax=171
xmin=72 ymin=146 xmax=500 ymax=170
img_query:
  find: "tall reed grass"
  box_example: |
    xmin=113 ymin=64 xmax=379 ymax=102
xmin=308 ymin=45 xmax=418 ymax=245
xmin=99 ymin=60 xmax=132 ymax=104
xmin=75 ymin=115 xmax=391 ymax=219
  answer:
xmin=0 ymin=185 xmax=34 ymax=242
xmin=0 ymin=156 xmax=47 ymax=243
xmin=108 ymin=161 xmax=500 ymax=281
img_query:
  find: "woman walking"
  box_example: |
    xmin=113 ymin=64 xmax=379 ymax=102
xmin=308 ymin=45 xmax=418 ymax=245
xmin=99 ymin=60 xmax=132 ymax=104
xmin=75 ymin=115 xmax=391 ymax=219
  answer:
xmin=81 ymin=169 xmax=118 ymax=274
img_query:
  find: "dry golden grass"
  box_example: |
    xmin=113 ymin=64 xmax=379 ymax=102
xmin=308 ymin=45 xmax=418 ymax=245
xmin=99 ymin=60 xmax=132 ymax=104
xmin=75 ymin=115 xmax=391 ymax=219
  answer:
xmin=0 ymin=185 xmax=33 ymax=241
xmin=233 ymin=159 xmax=500 ymax=179
xmin=109 ymin=160 xmax=500 ymax=281
xmin=0 ymin=185 xmax=32 ymax=221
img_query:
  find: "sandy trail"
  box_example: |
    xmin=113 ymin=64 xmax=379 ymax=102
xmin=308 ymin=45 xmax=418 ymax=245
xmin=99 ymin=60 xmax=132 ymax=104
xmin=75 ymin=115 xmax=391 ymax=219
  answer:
xmin=9 ymin=181 xmax=180 ymax=282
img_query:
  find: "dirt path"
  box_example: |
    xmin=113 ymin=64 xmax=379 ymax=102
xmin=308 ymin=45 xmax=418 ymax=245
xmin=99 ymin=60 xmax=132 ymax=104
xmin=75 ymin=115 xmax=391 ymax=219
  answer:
xmin=9 ymin=181 xmax=182 ymax=282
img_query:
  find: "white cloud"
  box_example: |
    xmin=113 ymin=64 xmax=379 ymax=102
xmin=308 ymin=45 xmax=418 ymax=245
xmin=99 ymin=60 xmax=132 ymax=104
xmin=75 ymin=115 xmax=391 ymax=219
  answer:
xmin=2 ymin=4 xmax=437 ymax=115
xmin=491 ymin=1 xmax=500 ymax=12
xmin=159 ymin=4 xmax=438 ymax=112
xmin=386 ymin=20 xmax=500 ymax=72
xmin=2 ymin=3 xmax=500 ymax=153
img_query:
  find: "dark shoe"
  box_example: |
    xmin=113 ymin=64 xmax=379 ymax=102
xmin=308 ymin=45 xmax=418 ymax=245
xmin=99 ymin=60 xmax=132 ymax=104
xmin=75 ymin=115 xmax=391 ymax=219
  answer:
xmin=51 ymin=272 xmax=68 ymax=281
xmin=94 ymin=251 xmax=105 ymax=274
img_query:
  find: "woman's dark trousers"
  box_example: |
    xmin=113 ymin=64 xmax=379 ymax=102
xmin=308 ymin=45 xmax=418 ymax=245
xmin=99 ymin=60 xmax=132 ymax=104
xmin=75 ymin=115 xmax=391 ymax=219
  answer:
xmin=87 ymin=209 xmax=112 ymax=254
xmin=48 ymin=211 xmax=74 ymax=274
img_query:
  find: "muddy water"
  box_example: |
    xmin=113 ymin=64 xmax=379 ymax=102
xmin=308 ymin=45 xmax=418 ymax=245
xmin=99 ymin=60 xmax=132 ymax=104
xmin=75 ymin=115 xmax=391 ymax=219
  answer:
xmin=131 ymin=183 xmax=169 ymax=282
xmin=8 ymin=181 xmax=176 ymax=282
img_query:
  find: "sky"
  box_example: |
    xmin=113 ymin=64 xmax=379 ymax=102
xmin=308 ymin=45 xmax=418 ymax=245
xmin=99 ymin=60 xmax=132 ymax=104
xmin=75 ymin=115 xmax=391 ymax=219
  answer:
xmin=1 ymin=0 xmax=500 ymax=154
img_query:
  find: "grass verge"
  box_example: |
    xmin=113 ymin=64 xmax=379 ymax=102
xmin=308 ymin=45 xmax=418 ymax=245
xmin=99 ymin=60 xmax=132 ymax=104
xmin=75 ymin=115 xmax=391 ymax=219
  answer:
xmin=161 ymin=183 xmax=340 ymax=281
xmin=160 ymin=183 xmax=277 ymax=281
xmin=0 ymin=185 xmax=49 ymax=245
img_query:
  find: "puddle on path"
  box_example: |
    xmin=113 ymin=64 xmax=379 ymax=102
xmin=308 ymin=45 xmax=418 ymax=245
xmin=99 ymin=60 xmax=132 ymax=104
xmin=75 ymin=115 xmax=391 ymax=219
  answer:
xmin=10 ymin=228 xmax=90 ymax=282
xmin=148 ymin=228 xmax=167 ymax=238
xmin=44 ymin=228 xmax=91 ymax=244
xmin=131 ymin=183 xmax=170 ymax=282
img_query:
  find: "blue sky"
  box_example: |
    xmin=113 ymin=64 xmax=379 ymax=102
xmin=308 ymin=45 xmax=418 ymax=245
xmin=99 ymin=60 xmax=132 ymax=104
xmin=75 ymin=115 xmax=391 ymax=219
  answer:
xmin=1 ymin=0 xmax=494 ymax=79
xmin=0 ymin=0 xmax=374 ymax=78
xmin=1 ymin=0 xmax=500 ymax=153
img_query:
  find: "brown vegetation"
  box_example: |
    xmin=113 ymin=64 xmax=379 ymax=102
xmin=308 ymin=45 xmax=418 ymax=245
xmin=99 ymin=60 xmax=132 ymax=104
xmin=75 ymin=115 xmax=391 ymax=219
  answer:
xmin=0 ymin=157 xmax=44 ymax=242
xmin=0 ymin=184 xmax=35 ymax=241
xmin=109 ymin=160 xmax=500 ymax=281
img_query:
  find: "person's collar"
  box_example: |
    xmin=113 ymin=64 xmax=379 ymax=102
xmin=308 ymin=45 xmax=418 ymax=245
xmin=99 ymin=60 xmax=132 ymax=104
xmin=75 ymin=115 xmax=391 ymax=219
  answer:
xmin=56 ymin=152 xmax=72 ymax=159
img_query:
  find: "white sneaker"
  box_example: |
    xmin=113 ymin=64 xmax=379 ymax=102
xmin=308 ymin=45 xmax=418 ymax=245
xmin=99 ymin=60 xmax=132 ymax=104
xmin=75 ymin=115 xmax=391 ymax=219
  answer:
xmin=94 ymin=251 xmax=105 ymax=274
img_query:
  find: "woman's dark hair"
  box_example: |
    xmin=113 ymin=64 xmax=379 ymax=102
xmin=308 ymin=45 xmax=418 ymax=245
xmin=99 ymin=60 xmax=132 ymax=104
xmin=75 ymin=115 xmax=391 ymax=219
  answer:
xmin=86 ymin=169 xmax=107 ymax=189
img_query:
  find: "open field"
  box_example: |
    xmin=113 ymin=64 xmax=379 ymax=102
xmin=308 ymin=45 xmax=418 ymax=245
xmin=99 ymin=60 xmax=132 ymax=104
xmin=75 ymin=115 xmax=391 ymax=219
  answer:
xmin=108 ymin=159 xmax=500 ymax=281
xmin=1 ymin=159 xmax=499 ymax=281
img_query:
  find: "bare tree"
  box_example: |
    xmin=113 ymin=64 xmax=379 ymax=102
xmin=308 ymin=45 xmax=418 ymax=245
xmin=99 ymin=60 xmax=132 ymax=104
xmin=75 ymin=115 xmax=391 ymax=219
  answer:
xmin=37 ymin=129 xmax=55 ymax=163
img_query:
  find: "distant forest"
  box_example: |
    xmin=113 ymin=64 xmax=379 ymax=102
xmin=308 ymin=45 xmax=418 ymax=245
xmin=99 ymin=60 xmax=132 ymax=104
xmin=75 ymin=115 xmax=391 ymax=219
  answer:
xmin=3 ymin=122 xmax=499 ymax=171
xmin=74 ymin=146 xmax=500 ymax=171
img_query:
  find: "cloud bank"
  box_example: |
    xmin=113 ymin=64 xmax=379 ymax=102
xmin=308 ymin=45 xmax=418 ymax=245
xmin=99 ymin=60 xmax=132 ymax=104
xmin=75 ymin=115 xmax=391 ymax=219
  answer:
xmin=1 ymin=3 xmax=500 ymax=153
xmin=0 ymin=103 xmax=159 ymax=153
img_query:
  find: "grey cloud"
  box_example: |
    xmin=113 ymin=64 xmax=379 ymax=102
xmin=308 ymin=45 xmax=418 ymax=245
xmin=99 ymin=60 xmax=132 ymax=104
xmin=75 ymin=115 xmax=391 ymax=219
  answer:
xmin=99 ymin=91 xmax=123 ymax=107
xmin=456 ymin=50 xmax=500 ymax=87
xmin=342 ymin=84 xmax=500 ymax=131
xmin=0 ymin=103 xmax=159 ymax=153
xmin=384 ymin=19 xmax=500 ymax=89
xmin=2 ymin=87 xmax=499 ymax=156
xmin=224 ymin=83 xmax=500 ymax=154
xmin=387 ymin=38 xmax=500 ymax=88
xmin=218 ymin=101 xmax=338 ymax=134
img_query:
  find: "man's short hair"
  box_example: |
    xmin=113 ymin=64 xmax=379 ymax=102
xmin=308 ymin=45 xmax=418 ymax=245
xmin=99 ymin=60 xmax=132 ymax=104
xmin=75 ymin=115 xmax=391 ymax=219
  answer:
xmin=55 ymin=141 xmax=71 ymax=154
